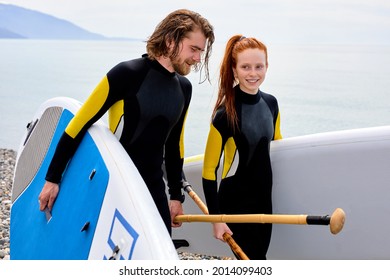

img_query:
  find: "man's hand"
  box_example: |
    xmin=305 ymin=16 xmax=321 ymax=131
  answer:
xmin=38 ymin=181 xmax=59 ymax=211
xmin=169 ymin=200 xmax=184 ymax=228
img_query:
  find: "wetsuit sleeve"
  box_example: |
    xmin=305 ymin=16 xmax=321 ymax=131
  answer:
xmin=165 ymin=77 xmax=192 ymax=201
xmin=45 ymin=75 xmax=116 ymax=183
xmin=202 ymin=122 xmax=224 ymax=214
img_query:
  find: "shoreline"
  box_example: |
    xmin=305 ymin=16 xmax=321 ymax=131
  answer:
xmin=0 ymin=148 xmax=230 ymax=260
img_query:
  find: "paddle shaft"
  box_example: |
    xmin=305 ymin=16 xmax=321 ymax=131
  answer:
xmin=183 ymin=185 xmax=208 ymax=214
xmin=182 ymin=183 xmax=250 ymax=260
xmin=174 ymin=208 xmax=346 ymax=235
xmin=175 ymin=213 xmax=329 ymax=225
xmin=175 ymin=207 xmax=346 ymax=235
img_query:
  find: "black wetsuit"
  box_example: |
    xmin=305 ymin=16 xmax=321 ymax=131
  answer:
xmin=202 ymin=86 xmax=282 ymax=259
xmin=46 ymin=54 xmax=191 ymax=235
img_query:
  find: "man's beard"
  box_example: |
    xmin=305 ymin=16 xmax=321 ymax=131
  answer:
xmin=172 ymin=58 xmax=195 ymax=76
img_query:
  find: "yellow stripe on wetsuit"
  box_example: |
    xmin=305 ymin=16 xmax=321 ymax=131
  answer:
xmin=65 ymin=76 xmax=110 ymax=138
xmin=274 ymin=112 xmax=282 ymax=140
xmin=108 ymin=100 xmax=124 ymax=134
xmin=179 ymin=111 xmax=188 ymax=159
xmin=202 ymin=123 xmax=237 ymax=181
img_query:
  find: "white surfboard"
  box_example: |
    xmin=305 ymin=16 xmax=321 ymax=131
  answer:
xmin=175 ymin=126 xmax=390 ymax=259
xmin=10 ymin=97 xmax=178 ymax=260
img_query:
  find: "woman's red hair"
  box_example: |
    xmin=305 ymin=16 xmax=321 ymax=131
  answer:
xmin=212 ymin=35 xmax=268 ymax=131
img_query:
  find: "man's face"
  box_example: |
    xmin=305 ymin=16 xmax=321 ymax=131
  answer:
xmin=171 ymin=29 xmax=206 ymax=76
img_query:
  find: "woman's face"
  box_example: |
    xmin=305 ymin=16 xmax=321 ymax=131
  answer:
xmin=233 ymin=48 xmax=268 ymax=94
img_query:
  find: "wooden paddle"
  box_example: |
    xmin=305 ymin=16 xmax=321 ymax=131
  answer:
xmin=175 ymin=208 xmax=346 ymax=235
xmin=182 ymin=181 xmax=250 ymax=260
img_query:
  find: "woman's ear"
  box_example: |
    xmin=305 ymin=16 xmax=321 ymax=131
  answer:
xmin=232 ymin=67 xmax=237 ymax=79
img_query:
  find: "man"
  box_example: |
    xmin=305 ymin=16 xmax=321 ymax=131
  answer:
xmin=38 ymin=9 xmax=215 ymax=235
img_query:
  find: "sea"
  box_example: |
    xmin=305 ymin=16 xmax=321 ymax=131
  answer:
xmin=1 ymin=39 xmax=390 ymax=156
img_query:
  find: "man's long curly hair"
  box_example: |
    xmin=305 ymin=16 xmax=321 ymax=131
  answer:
xmin=146 ymin=9 xmax=215 ymax=82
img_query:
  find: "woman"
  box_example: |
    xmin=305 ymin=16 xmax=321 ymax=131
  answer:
xmin=202 ymin=35 xmax=282 ymax=259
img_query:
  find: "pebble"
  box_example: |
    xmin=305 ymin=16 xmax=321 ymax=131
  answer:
xmin=0 ymin=148 xmax=230 ymax=261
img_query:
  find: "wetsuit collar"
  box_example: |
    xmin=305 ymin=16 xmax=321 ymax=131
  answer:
xmin=235 ymin=85 xmax=261 ymax=104
xmin=142 ymin=54 xmax=176 ymax=78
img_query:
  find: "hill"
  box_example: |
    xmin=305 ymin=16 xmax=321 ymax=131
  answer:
xmin=0 ymin=3 xmax=106 ymax=40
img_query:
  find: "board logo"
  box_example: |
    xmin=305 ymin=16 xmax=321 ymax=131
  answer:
xmin=104 ymin=209 xmax=139 ymax=260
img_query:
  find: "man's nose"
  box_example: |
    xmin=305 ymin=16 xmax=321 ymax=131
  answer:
xmin=193 ymin=52 xmax=201 ymax=62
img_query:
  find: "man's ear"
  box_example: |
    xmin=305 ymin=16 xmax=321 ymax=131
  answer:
xmin=166 ymin=39 xmax=174 ymax=52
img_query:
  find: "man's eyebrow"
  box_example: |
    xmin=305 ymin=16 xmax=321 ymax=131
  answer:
xmin=191 ymin=45 xmax=205 ymax=51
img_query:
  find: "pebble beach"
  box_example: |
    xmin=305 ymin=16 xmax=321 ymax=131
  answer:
xmin=0 ymin=148 xmax=14 ymax=260
xmin=0 ymin=148 xmax=229 ymax=261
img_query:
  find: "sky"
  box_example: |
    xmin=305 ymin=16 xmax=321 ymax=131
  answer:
xmin=2 ymin=0 xmax=390 ymax=44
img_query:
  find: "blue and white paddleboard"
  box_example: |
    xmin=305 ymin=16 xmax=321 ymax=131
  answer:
xmin=10 ymin=97 xmax=178 ymax=260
